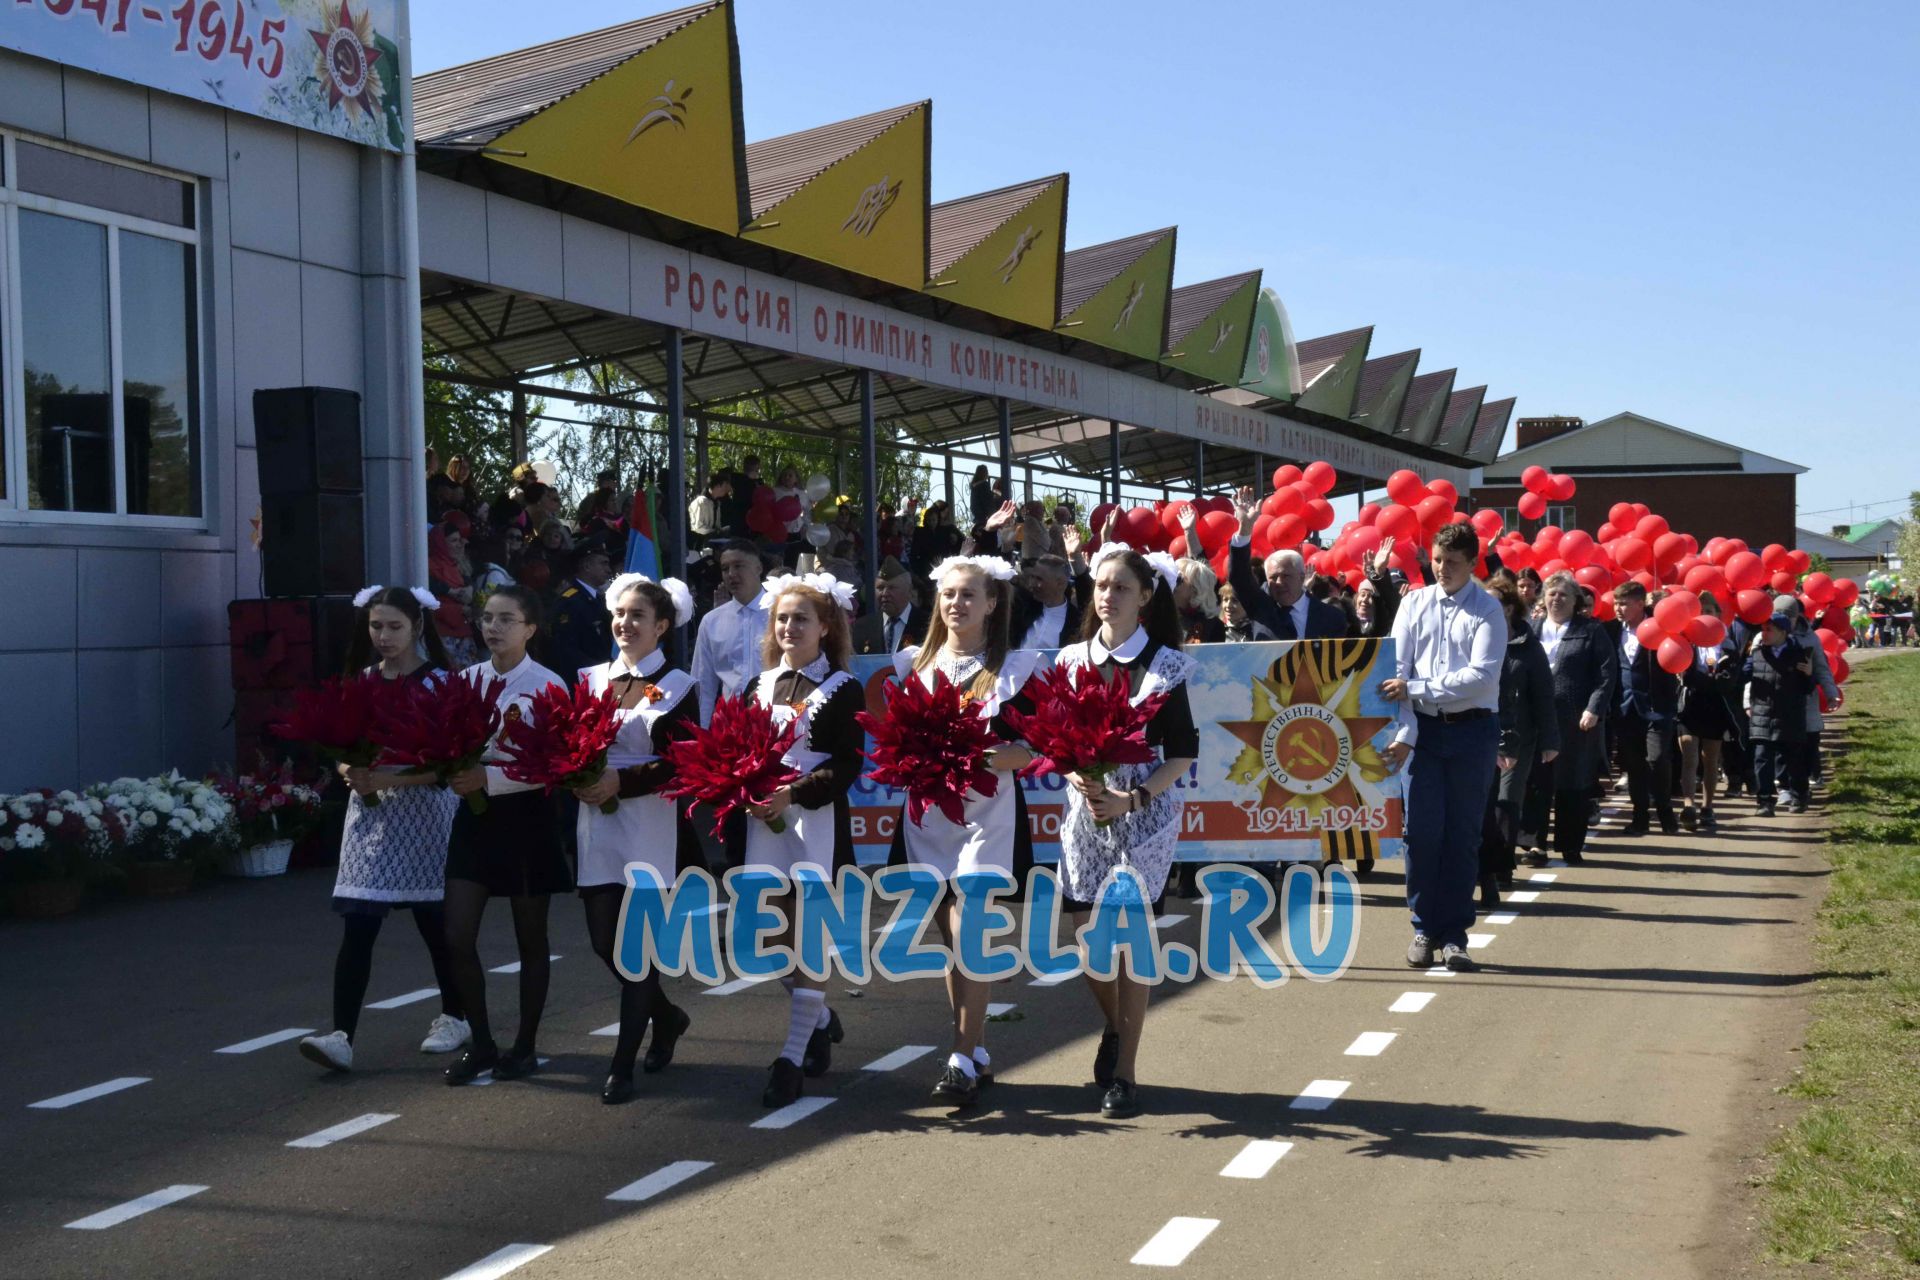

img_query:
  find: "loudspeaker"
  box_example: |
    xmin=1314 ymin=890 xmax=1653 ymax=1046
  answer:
xmin=260 ymin=493 xmax=365 ymax=597
xmin=253 ymin=387 xmax=363 ymax=495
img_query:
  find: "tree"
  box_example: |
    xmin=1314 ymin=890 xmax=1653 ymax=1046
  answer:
xmin=1895 ymin=490 xmax=1920 ymax=574
xmin=423 ymin=358 xmax=542 ymax=503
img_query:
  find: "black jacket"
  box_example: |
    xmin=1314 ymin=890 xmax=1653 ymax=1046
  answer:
xmin=1009 ymin=576 xmax=1090 ymax=651
xmin=1744 ymin=639 xmax=1811 ymax=743
xmin=1227 ymin=540 xmax=1347 ymax=640
xmin=1542 ymin=614 xmax=1617 ymax=787
xmin=851 ymin=604 xmax=929 ymax=656
xmin=1498 ymin=620 xmax=1562 ymax=759
xmin=1608 ymin=618 xmax=1680 ymax=723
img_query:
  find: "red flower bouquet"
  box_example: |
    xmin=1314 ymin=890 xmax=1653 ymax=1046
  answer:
xmin=1002 ymin=663 xmax=1166 ymax=827
xmin=374 ymin=673 xmax=506 ymax=814
xmin=659 ymin=694 xmax=803 ymax=835
xmin=857 ymin=671 xmax=999 ymax=827
xmin=497 ymin=679 xmax=625 ymax=815
xmin=270 ymin=673 xmax=393 ymax=806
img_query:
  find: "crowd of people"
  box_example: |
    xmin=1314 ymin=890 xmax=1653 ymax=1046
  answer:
xmin=292 ymin=453 xmax=1848 ymax=1121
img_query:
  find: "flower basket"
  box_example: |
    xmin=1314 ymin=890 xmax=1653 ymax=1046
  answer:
xmin=221 ymin=838 xmax=293 ymax=879
xmin=125 ymin=858 xmax=196 ymax=897
xmin=11 ymin=878 xmax=85 ymax=919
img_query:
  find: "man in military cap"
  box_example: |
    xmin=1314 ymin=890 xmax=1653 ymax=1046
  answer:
xmin=546 ymin=542 xmax=615 ymax=679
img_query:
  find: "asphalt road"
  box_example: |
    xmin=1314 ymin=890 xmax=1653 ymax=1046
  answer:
xmin=0 ymin=784 xmax=1826 ymax=1279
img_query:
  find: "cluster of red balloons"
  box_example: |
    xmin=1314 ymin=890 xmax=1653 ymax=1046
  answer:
xmin=1516 ymin=465 xmax=1577 ymax=521
xmin=742 ymin=485 xmax=801 ymax=538
xmin=1085 ymin=460 xmax=1342 ymax=585
xmin=1310 ymin=469 xmax=1475 ymax=588
xmin=1630 ymin=589 xmax=1727 ymax=674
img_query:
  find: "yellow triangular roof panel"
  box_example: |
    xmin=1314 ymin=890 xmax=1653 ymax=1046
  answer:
xmin=926 ymin=175 xmax=1066 ymax=331
xmin=1164 ymin=271 xmax=1260 ymax=386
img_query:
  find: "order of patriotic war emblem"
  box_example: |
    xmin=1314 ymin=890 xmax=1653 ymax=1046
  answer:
xmin=1258 ymin=702 xmax=1353 ymax=797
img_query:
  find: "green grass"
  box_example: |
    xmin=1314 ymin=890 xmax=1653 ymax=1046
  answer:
xmin=1765 ymin=652 xmax=1920 ymax=1274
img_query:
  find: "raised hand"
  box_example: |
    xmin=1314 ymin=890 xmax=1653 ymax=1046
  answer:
xmin=986 ymin=500 xmax=1018 ymax=532
xmin=1062 ymin=525 xmax=1085 ymax=558
xmin=1176 ymin=502 xmax=1198 ymax=530
xmin=1233 ymin=485 xmax=1259 ymax=536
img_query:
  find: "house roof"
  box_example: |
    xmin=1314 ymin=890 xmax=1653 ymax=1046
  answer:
xmin=1795 ymin=527 xmax=1874 ymax=561
xmin=1486 ymin=411 xmax=1807 ymax=478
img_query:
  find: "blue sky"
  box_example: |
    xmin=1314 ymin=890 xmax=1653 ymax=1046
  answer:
xmin=413 ymin=0 xmax=1918 ymax=528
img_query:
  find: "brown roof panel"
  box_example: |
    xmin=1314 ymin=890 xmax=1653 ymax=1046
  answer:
xmin=1397 ymin=367 xmax=1457 ymax=441
xmin=1435 ymin=385 xmax=1487 ymax=454
xmin=1058 ymin=228 xmax=1173 ymax=317
xmin=1295 ymin=325 xmax=1372 ymax=391
xmin=1466 ymin=397 xmax=1517 ymax=462
xmin=744 ymin=102 xmax=926 ymax=219
xmin=928 ymin=175 xmax=1061 ymax=278
xmin=1166 ymin=271 xmax=1259 ymax=348
xmin=1355 ymin=348 xmax=1419 ymax=407
xmin=414 ymin=5 xmax=717 ymax=147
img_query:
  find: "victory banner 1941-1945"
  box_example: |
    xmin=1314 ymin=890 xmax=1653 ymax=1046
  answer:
xmin=846 ymin=639 xmax=1407 ymax=867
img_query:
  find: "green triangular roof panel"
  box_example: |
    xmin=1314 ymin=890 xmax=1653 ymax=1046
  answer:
xmin=1164 ymin=271 xmax=1261 ymax=386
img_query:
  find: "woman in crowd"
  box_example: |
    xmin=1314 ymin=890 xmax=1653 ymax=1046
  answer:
xmin=1217 ymin=581 xmax=1274 ymax=643
xmin=1173 ymin=558 xmax=1227 ymax=645
xmin=1520 ymin=570 xmax=1617 ymax=867
xmin=1744 ymin=612 xmax=1812 ymax=818
xmin=571 ymin=574 xmax=701 ymax=1104
xmin=740 ymin=573 xmax=866 ymax=1109
xmin=297 ymin=586 xmax=467 ymax=1074
xmin=1515 ymin=568 xmax=1543 ymax=619
xmin=429 ymin=518 xmax=479 ymax=669
xmin=1051 ymin=543 xmax=1199 ymax=1120
xmin=1481 ymin=575 xmax=1559 ymax=903
xmin=910 ymin=501 xmax=965 ymax=578
xmin=1675 ymin=591 xmax=1739 ymax=833
xmin=466 ymin=532 xmax=516 ymax=616
xmin=890 ymin=554 xmax=1041 ymax=1107
xmin=442 ymin=585 xmax=572 ymax=1086
xmin=1351 ymin=546 xmax=1402 ymax=639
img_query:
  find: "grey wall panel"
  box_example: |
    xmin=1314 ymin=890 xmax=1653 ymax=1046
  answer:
xmin=362 ymin=457 xmax=412 ymax=587
xmin=76 ymin=548 xmax=162 ymax=650
xmin=0 ymin=48 xmax=66 ymax=138
xmin=295 ymin=132 xmax=362 ymax=273
xmin=358 ymin=149 xmax=405 ymax=279
xmin=562 ymin=214 xmax=631 ymax=315
xmin=231 ymin=249 xmax=305 ymax=449
xmin=417 ymin=173 xmax=488 ymax=282
xmin=0 ymin=547 xmax=78 ymax=651
xmin=226 ymin=115 xmax=301 ymax=258
xmin=161 ymin=551 xmax=234 ymax=647
xmin=148 ymin=92 xmax=228 ymax=178
xmin=0 ymin=653 xmax=77 ymax=790
xmin=61 ymin=69 xmax=149 ymax=161
xmin=76 ymin=647 xmax=162 ymax=782
xmin=486 ymin=193 xmax=563 ymax=300
xmin=163 ymin=645 xmax=233 ymax=777
xmin=359 ymin=274 xmax=411 ymax=462
xmin=300 ymin=263 xmax=366 ymax=394
xmin=233 ymin=445 xmax=263 ymax=600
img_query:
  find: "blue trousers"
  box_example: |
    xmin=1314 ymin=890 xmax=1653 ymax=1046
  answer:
xmin=1405 ymin=713 xmax=1501 ymax=948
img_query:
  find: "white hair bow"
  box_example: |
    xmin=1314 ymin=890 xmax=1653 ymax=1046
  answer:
xmin=1088 ymin=542 xmax=1175 ymax=592
xmin=931 ymin=554 xmax=1016 ymax=584
xmin=765 ymin=571 xmax=857 ymax=612
xmin=605 ymin=572 xmax=695 ymax=628
xmin=354 ymin=585 xmax=441 ymax=610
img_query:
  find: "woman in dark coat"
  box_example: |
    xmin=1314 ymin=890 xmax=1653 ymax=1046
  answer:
xmin=1521 ymin=570 xmax=1617 ymax=866
xmin=1480 ymin=576 xmax=1561 ymax=903
xmin=1675 ymin=591 xmax=1741 ymax=833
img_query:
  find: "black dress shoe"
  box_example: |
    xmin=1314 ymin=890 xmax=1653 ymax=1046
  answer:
xmin=1496 ymin=871 xmax=1515 ymax=891
xmin=1564 ymin=850 xmax=1584 ymax=866
xmin=444 ymin=1045 xmax=498 ymax=1086
xmin=1479 ymin=878 xmax=1500 ymax=910
xmin=1101 ymin=1078 xmax=1141 ymax=1119
xmin=974 ymin=1059 xmax=995 ymax=1087
xmin=601 ymin=1073 xmax=635 ymax=1105
xmin=1620 ymin=822 xmax=1649 ymax=837
xmin=801 ymin=1007 xmax=841 ymax=1078
xmin=762 ymin=1057 xmax=804 ymax=1108
xmin=1093 ymin=1028 xmax=1120 ymax=1089
xmin=1354 ymin=857 xmax=1375 ymax=880
xmin=930 ymin=1064 xmax=979 ymax=1107
xmin=493 ymin=1045 xmax=540 ymax=1080
xmin=643 ymin=1004 xmax=691 ymax=1074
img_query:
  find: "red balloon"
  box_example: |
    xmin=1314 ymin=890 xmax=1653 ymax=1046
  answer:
xmin=1724 ymin=551 xmax=1766 ymax=591
xmin=1786 ymin=549 xmax=1811 ymax=576
xmin=1521 ymin=465 xmax=1550 ymax=494
xmin=1549 ymin=473 xmax=1577 ymax=502
xmin=1574 ymin=564 xmax=1611 ymax=594
xmin=1270 ymin=513 xmax=1307 ymax=548
xmin=1355 ymin=501 xmax=1381 ymax=527
xmin=1608 ymin=502 xmax=1636 ymax=528
xmin=1591 ymin=592 xmax=1615 ymax=622
xmin=1770 ymin=569 xmax=1798 ymax=594
xmin=1801 ymin=571 xmax=1835 ymax=606
xmin=1613 ymin=536 xmax=1652 ymax=572
xmin=1653 ymin=531 xmax=1687 ymax=567
xmin=1634 ymin=514 xmax=1669 ymax=542
xmin=1735 ymin=588 xmax=1772 ymax=624
xmin=1709 ymin=538 xmax=1746 ymax=566
xmin=1683 ymin=564 xmax=1728 ymax=600
xmin=1265 ymin=486 xmax=1304 ymax=518
xmin=1832 ymin=655 xmax=1850 ymax=683
xmin=1346 ymin=525 xmax=1384 ymax=559
xmin=1518 ymin=491 xmax=1547 ymax=520
xmin=1088 ymin=503 xmax=1116 ymax=540
xmin=1271 ymin=463 xmax=1303 ymax=491
xmin=1428 ymin=479 xmax=1458 ymax=506
xmin=1470 ymin=508 xmax=1503 ymax=536
xmin=773 ymin=495 xmax=802 ymax=522
xmin=1376 ymin=504 xmax=1419 ymax=543
xmin=1596 ymin=521 xmax=1619 ymax=543
xmin=1415 ymin=494 xmax=1454 ymax=531
xmin=1304 ymin=497 xmax=1336 ymax=531
xmin=1759 ymin=543 xmax=1789 ymax=570
xmin=1302 ymin=461 xmax=1338 ymax=495
xmin=1500 ymin=540 xmax=1535 ymax=570
xmin=1386 ymin=469 xmax=1428 ymax=506
xmin=1167 ymin=535 xmax=1189 ymax=560
xmin=1196 ymin=510 xmax=1239 ymax=554
xmin=1632 ymin=571 xmax=1660 ymax=592
xmin=1636 ymin=618 xmax=1669 ymax=649
xmin=1653 ymin=590 xmax=1701 ymax=633
xmin=1122 ymin=506 xmax=1160 ymax=546
xmin=1832 ymin=579 xmax=1860 ymax=608
xmin=1656 ymin=636 xmax=1693 ymax=675
xmin=1684 ymin=615 xmax=1726 ymax=648
xmin=1558 ymin=530 xmax=1595 ymax=568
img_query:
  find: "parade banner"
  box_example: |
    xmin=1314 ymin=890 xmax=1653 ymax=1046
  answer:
xmin=3 ymin=0 xmax=408 ymax=152
xmin=845 ymin=639 xmax=1406 ymax=867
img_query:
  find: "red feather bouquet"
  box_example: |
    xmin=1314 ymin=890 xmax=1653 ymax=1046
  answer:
xmin=1002 ymin=663 xmax=1165 ymax=827
xmin=497 ymin=679 xmax=625 ymax=815
xmin=659 ymin=694 xmax=803 ymax=835
xmin=857 ymin=671 xmax=999 ymax=827
xmin=375 ymin=673 xmax=506 ymax=814
xmin=270 ymin=672 xmax=393 ymax=807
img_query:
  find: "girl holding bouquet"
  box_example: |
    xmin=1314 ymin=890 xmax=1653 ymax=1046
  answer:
xmin=297 ymin=586 xmax=468 ymax=1074
xmin=1053 ymin=543 xmax=1199 ymax=1119
xmin=742 ymin=573 xmax=865 ymax=1109
xmin=571 ymin=573 xmax=703 ymax=1105
xmin=442 ymin=585 xmax=572 ymax=1086
xmin=888 ymin=555 xmax=1041 ymax=1108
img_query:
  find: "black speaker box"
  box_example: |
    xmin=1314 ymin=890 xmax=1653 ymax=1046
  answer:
xmin=254 ymin=387 xmax=363 ymax=495
xmin=260 ymin=493 xmax=365 ymax=597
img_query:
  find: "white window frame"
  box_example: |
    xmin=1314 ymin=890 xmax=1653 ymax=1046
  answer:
xmin=1545 ymin=503 xmax=1577 ymax=528
xmin=0 ymin=130 xmax=209 ymax=530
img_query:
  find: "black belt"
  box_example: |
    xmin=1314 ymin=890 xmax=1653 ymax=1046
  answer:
xmin=1415 ymin=707 xmax=1493 ymax=723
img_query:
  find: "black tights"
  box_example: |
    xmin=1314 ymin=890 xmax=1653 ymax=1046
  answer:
xmin=582 ymin=887 xmax=673 ymax=1079
xmin=443 ymin=878 xmax=550 ymax=1056
xmin=334 ymin=907 xmax=460 ymax=1041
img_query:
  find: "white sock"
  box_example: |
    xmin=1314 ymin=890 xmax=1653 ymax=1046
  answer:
xmin=946 ymin=1051 xmax=977 ymax=1079
xmin=815 ymin=1002 xmax=831 ymax=1030
xmin=781 ymin=988 xmax=825 ymax=1065
xmin=972 ymin=1046 xmax=991 ymax=1070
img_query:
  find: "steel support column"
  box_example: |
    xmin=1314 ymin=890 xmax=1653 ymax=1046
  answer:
xmin=997 ymin=396 xmax=1014 ymax=503
xmin=860 ymin=371 xmax=880 ymax=600
xmin=663 ymin=328 xmax=688 ymax=656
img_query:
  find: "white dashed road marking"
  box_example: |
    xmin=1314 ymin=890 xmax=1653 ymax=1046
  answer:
xmin=1487 ymin=912 xmax=1518 ymax=925
xmin=287 ymin=1112 xmax=399 ymax=1149
xmin=1507 ymin=890 xmax=1540 ymax=903
xmin=1467 ymin=933 xmax=1495 ymax=949
xmin=1389 ymin=991 xmax=1435 ymax=1013
xmin=1131 ymin=1216 xmax=1219 ymax=1266
xmin=861 ymin=1045 xmax=936 ymax=1073
xmin=752 ymin=1097 xmax=836 ymax=1129
xmin=704 ymin=975 xmax=775 ymax=996
xmin=1289 ymin=1079 xmax=1350 ymax=1111
xmin=367 ymin=987 xmax=438 ymax=1010
xmin=65 ymin=1185 xmax=207 ymax=1230
xmin=1219 ymin=1140 xmax=1292 ymax=1179
xmin=215 ymin=1028 xmax=314 ymax=1055
xmin=442 ymin=1243 xmax=553 ymax=1279
xmin=1344 ymin=1032 xmax=1396 ymax=1057
xmin=29 ymin=1077 xmax=150 ymax=1110
xmin=607 ymin=1160 xmax=714 ymax=1202
xmin=986 ymin=1001 xmax=1017 ymax=1017
xmin=490 ymin=954 xmax=561 ymax=974
xmin=1529 ymin=873 xmax=1558 ymax=884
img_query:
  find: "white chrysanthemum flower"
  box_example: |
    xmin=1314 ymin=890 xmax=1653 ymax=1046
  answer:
xmin=0 ymin=837 xmax=13 ymax=852
xmin=56 ymin=789 xmax=78 ymax=802
xmin=139 ymin=811 xmax=159 ymax=828
xmin=85 ymin=815 xmax=102 ymax=831
xmin=45 ymin=810 xmax=63 ymax=826
xmin=9 ymin=800 xmax=33 ymax=820
xmin=16 ymin=824 xmax=46 ymax=849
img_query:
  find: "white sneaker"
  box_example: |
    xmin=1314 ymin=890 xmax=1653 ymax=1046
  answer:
xmin=298 ymin=1030 xmax=352 ymax=1072
xmin=421 ymin=1014 xmax=471 ymax=1054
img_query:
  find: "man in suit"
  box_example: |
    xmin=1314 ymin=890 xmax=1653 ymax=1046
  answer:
xmin=1010 ymin=553 xmax=1086 ymax=651
xmin=1228 ymin=486 xmax=1348 ymax=641
xmin=852 ymin=557 xmax=927 ymax=654
xmin=545 ymin=542 xmax=614 ymax=679
xmin=1611 ymin=581 xmax=1681 ymax=835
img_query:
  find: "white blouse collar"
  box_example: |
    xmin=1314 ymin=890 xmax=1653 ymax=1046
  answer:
xmin=612 ymin=648 xmax=666 ymax=680
xmin=1089 ymin=625 xmax=1149 ymax=665
xmin=778 ymin=652 xmax=833 ymax=683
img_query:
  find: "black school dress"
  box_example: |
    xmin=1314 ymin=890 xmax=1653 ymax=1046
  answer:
xmin=445 ymin=654 xmax=574 ymax=897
